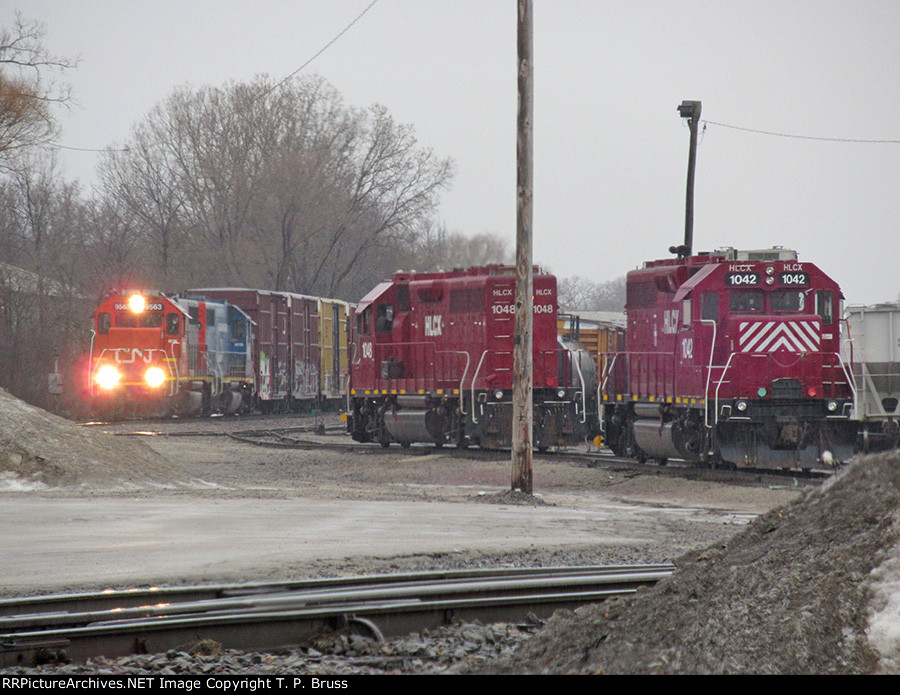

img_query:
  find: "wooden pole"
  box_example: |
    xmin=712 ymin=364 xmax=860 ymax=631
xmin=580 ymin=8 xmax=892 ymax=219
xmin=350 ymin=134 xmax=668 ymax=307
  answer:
xmin=512 ymin=0 xmax=533 ymax=494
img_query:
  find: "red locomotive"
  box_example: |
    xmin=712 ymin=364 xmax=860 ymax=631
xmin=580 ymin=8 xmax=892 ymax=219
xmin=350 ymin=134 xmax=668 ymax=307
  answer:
xmin=346 ymin=265 xmax=595 ymax=449
xmin=600 ymin=247 xmax=857 ymax=468
xmin=87 ymin=291 xmax=254 ymax=417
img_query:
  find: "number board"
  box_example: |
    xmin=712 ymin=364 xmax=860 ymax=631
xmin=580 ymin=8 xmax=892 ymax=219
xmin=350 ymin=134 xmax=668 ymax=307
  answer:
xmin=113 ymin=302 xmax=165 ymax=312
xmin=724 ymin=273 xmax=760 ymax=287
xmin=779 ymin=272 xmax=809 ymax=286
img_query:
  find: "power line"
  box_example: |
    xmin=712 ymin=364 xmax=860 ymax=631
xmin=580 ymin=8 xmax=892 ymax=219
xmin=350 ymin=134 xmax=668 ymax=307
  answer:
xmin=262 ymin=0 xmax=381 ymax=98
xmin=13 ymin=1 xmax=382 ymax=156
xmin=703 ymin=119 xmax=900 ymax=144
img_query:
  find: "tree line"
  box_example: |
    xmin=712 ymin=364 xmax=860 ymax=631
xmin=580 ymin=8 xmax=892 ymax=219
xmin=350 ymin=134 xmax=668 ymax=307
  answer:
xmin=0 ymin=14 xmax=523 ymax=412
xmin=0 ymin=14 xmax=625 ymax=413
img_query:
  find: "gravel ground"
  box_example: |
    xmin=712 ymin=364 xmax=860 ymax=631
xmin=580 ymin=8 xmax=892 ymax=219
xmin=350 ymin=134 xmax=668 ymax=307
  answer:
xmin=7 ymin=388 xmax=894 ymax=675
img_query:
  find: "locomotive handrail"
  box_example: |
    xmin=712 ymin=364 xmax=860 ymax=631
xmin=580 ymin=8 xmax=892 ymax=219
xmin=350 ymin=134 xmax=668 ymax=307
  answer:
xmin=596 ymin=353 xmax=618 ymax=434
xmin=165 ymin=341 xmax=179 ymax=396
xmin=834 ymin=351 xmax=857 ymax=411
xmin=470 ymin=350 xmax=490 ymax=423
xmin=711 ymin=351 xmax=738 ymax=426
xmin=572 ymin=354 xmax=588 ymax=424
xmin=700 ymin=318 xmax=717 ymax=430
xmin=432 ymin=350 xmax=471 ymax=415
xmin=710 ymin=349 xmax=857 ymax=426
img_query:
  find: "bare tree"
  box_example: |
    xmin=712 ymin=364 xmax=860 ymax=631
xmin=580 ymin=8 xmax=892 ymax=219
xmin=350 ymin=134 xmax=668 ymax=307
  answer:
xmin=0 ymin=12 xmax=75 ymax=166
xmin=99 ymin=75 xmax=454 ymax=297
xmin=558 ymin=275 xmax=626 ymax=311
xmin=397 ymin=220 xmax=512 ymax=272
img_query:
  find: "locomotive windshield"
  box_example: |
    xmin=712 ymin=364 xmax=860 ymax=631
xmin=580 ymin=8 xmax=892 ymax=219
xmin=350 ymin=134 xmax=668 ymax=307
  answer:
xmin=728 ymin=291 xmax=763 ymax=313
xmin=115 ymin=311 xmax=164 ymax=328
xmin=770 ymin=290 xmax=806 ymax=313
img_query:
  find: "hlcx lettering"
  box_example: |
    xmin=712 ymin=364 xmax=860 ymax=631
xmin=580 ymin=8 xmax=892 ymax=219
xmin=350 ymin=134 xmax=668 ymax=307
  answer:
xmin=425 ymin=315 xmax=443 ymax=336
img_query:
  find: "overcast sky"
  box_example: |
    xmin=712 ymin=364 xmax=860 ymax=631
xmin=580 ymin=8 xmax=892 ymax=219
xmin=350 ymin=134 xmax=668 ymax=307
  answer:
xmin=7 ymin=1 xmax=900 ymax=305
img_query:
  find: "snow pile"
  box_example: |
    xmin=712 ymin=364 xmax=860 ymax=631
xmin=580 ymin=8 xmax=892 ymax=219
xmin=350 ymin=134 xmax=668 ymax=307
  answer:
xmin=0 ymin=387 xmax=188 ymax=488
xmin=485 ymin=450 xmax=900 ymax=675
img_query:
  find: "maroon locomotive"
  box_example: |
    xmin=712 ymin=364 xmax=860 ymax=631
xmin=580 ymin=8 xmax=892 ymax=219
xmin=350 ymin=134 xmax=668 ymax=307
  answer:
xmin=346 ymin=265 xmax=595 ymax=449
xmin=600 ymin=247 xmax=856 ymax=468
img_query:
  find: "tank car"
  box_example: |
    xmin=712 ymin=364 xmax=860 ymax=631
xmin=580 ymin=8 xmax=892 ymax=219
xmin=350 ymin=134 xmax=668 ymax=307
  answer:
xmin=600 ymin=247 xmax=856 ymax=468
xmin=843 ymin=303 xmax=900 ymax=452
xmin=87 ymin=291 xmax=254 ymax=417
xmin=346 ymin=265 xmax=596 ymax=449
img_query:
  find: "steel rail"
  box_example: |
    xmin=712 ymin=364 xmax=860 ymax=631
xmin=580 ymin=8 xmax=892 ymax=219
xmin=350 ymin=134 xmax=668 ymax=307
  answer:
xmin=0 ymin=564 xmax=673 ymax=619
xmin=0 ymin=565 xmax=672 ymax=667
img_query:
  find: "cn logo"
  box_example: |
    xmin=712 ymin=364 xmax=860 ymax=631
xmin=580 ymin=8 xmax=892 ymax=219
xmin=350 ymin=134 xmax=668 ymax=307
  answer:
xmin=425 ymin=315 xmax=443 ymax=337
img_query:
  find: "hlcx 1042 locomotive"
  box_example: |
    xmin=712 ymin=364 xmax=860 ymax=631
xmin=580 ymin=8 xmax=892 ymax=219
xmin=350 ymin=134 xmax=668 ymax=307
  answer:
xmin=87 ymin=289 xmax=352 ymax=417
xmin=345 ymin=265 xmax=596 ymax=450
xmin=600 ymin=246 xmax=857 ymax=468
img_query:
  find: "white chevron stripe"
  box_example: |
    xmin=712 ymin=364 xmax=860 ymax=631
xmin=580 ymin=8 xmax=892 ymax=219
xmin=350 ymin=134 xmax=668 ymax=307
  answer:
xmin=738 ymin=320 xmax=820 ymax=353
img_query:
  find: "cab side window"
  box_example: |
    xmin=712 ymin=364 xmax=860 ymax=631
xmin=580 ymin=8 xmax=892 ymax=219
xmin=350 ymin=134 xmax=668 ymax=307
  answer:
xmin=816 ymin=291 xmax=834 ymax=325
xmin=701 ymin=292 xmax=719 ymax=322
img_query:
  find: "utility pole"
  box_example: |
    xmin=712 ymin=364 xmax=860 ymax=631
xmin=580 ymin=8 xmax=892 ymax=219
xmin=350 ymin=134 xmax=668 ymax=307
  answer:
xmin=512 ymin=0 xmax=533 ymax=494
xmin=675 ymin=100 xmax=701 ymax=258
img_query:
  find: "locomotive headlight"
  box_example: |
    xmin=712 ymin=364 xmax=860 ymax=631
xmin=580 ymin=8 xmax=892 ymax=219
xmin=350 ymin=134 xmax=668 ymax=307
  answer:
xmin=735 ymin=400 xmax=748 ymax=412
xmin=128 ymin=293 xmax=146 ymax=313
xmin=95 ymin=365 xmax=122 ymax=390
xmin=827 ymin=400 xmax=839 ymax=412
xmin=557 ymin=388 xmax=566 ymax=399
xmin=144 ymin=367 xmax=166 ymax=388
xmin=494 ymin=390 xmax=504 ymax=400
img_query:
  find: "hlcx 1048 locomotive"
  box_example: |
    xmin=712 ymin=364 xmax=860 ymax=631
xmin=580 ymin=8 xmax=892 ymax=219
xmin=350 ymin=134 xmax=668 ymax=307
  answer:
xmin=87 ymin=289 xmax=352 ymax=417
xmin=345 ymin=265 xmax=596 ymax=450
xmin=600 ymin=246 xmax=857 ymax=468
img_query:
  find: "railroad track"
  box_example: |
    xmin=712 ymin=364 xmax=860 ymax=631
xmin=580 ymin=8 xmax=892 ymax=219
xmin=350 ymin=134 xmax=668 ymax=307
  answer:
xmin=0 ymin=565 xmax=672 ymax=667
xmin=220 ymin=427 xmax=830 ymax=483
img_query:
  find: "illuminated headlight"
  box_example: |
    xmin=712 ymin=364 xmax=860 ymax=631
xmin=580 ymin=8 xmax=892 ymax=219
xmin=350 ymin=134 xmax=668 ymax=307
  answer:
xmin=494 ymin=390 xmax=504 ymax=400
xmin=827 ymin=400 xmax=839 ymax=412
xmin=95 ymin=365 xmax=122 ymax=390
xmin=144 ymin=367 xmax=166 ymax=388
xmin=128 ymin=293 xmax=146 ymax=313
xmin=557 ymin=389 xmax=566 ymax=398
xmin=735 ymin=400 xmax=748 ymax=412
